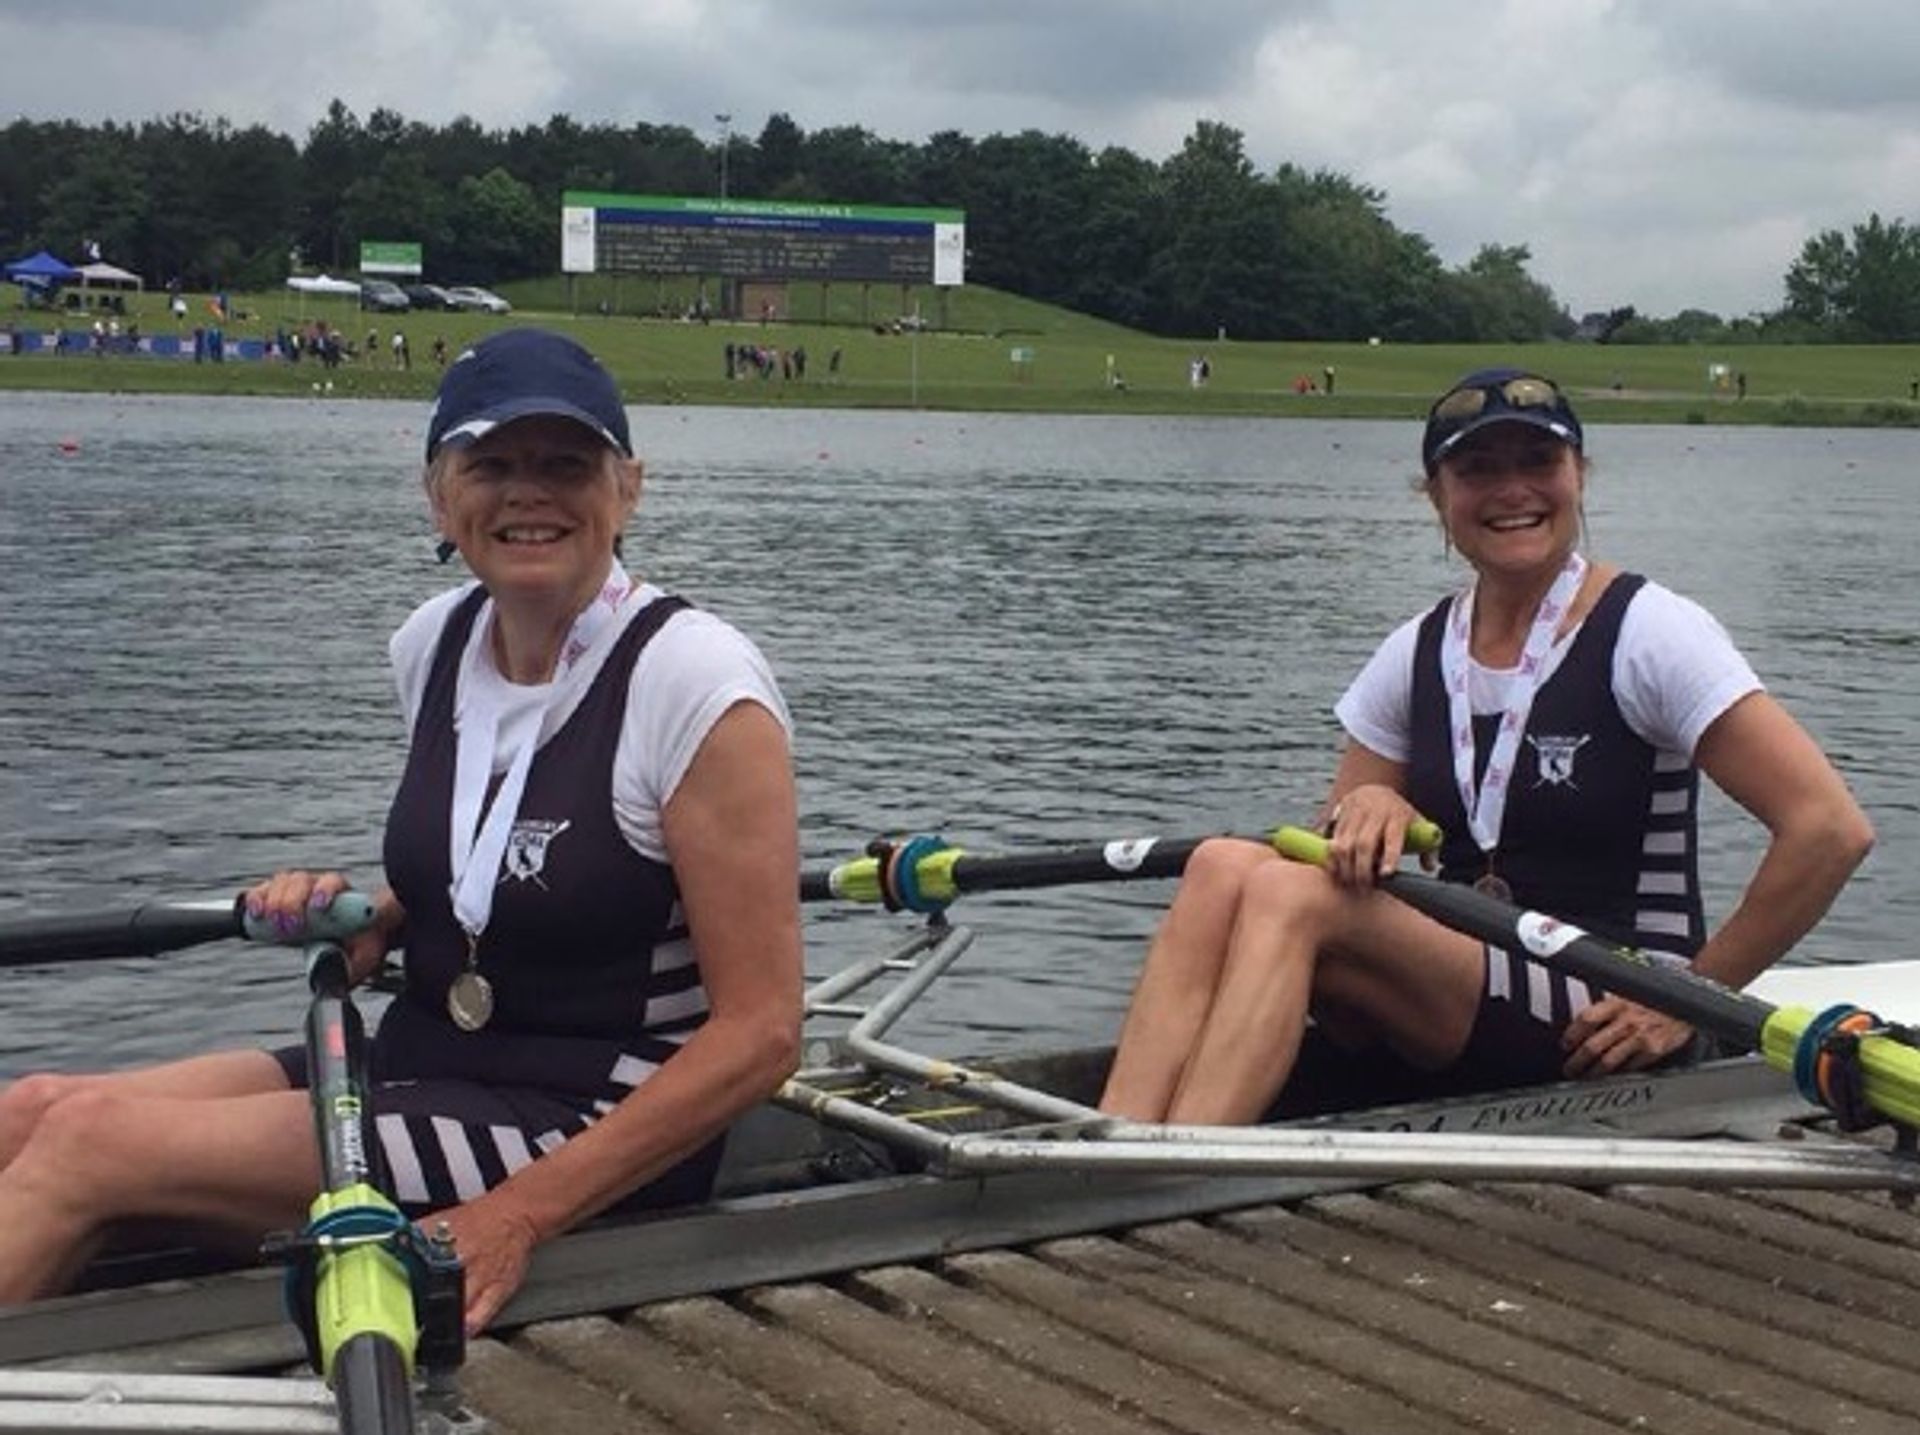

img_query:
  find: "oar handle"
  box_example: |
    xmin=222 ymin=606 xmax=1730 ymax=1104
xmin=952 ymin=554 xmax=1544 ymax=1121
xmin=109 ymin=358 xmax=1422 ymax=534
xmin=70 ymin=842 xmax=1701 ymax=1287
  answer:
xmin=1270 ymin=819 xmax=1444 ymax=869
xmin=240 ymin=892 xmax=378 ymax=947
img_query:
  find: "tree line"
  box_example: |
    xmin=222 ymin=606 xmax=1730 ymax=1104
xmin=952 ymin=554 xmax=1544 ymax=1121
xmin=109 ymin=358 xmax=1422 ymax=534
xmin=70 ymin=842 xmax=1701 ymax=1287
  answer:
xmin=0 ymin=103 xmax=1905 ymax=343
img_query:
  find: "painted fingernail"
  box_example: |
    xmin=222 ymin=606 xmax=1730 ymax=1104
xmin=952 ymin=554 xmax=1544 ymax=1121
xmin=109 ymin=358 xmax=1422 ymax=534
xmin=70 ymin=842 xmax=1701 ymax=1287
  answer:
xmin=309 ymin=889 xmax=332 ymax=910
xmin=275 ymin=913 xmax=297 ymax=936
xmin=246 ymin=899 xmax=263 ymax=919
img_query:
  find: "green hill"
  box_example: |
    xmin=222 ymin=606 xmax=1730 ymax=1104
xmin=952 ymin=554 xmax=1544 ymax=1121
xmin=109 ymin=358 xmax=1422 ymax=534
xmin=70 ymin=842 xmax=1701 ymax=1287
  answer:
xmin=7 ymin=279 xmax=1920 ymax=428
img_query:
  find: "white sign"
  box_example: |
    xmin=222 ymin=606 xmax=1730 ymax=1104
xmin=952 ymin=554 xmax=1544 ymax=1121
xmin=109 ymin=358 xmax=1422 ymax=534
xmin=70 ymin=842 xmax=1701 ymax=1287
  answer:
xmin=933 ymin=222 xmax=966 ymax=287
xmin=561 ymin=207 xmax=597 ymax=274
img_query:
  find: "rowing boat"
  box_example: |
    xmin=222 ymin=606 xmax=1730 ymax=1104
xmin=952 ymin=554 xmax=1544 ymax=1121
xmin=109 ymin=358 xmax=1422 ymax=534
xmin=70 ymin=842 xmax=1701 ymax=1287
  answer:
xmin=4 ymin=906 xmax=1912 ymax=1379
xmin=8 ymin=827 xmax=1920 ymax=1435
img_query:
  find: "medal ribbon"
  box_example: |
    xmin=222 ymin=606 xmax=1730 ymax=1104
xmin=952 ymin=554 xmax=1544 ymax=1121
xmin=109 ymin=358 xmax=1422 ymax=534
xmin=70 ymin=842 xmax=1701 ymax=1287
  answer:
xmin=448 ymin=561 xmax=632 ymax=941
xmin=1439 ymin=552 xmax=1586 ymax=864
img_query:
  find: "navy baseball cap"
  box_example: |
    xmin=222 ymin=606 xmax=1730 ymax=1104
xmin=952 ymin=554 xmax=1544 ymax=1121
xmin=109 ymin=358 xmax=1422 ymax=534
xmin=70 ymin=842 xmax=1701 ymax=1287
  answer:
xmin=425 ymin=328 xmax=632 ymax=460
xmin=1422 ymin=368 xmax=1583 ymax=473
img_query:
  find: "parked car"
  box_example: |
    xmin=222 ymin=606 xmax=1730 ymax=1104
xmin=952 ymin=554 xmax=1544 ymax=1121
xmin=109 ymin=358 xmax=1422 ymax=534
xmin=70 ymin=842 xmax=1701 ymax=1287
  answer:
xmin=402 ymin=283 xmax=459 ymax=311
xmin=359 ymin=279 xmax=411 ymax=313
xmin=444 ymin=285 xmax=512 ymax=314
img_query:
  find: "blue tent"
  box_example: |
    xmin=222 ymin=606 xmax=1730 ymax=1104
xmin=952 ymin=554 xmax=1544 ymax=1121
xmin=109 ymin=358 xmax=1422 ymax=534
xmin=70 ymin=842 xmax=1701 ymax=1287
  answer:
xmin=6 ymin=250 xmax=78 ymax=304
xmin=4 ymin=250 xmax=79 ymax=282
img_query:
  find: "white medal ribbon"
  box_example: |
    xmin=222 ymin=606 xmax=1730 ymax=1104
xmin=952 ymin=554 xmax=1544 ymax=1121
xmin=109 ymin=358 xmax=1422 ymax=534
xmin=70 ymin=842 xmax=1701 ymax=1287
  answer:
xmin=448 ymin=561 xmax=632 ymax=941
xmin=1439 ymin=552 xmax=1586 ymax=862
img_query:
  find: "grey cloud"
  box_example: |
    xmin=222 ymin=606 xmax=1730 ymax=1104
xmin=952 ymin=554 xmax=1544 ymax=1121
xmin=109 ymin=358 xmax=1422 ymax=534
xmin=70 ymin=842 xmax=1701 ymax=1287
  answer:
xmin=0 ymin=0 xmax=253 ymax=33
xmin=1631 ymin=2 xmax=1920 ymax=112
xmin=758 ymin=0 xmax=1305 ymax=101
xmin=496 ymin=0 xmax=1313 ymax=143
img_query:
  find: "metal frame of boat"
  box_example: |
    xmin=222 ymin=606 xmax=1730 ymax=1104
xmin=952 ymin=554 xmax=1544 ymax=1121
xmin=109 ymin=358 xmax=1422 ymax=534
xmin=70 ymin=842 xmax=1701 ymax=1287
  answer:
xmin=6 ymin=910 xmax=1915 ymax=1397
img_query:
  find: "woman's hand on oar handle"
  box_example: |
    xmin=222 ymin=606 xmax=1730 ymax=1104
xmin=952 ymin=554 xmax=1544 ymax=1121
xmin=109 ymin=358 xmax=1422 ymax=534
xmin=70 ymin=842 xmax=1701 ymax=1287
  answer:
xmin=1315 ymin=786 xmax=1442 ymax=887
xmin=243 ymin=871 xmax=400 ymax=986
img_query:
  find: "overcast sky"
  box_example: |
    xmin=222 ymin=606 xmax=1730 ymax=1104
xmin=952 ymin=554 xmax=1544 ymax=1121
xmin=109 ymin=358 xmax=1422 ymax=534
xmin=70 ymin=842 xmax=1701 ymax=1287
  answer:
xmin=6 ymin=0 xmax=1919 ymax=319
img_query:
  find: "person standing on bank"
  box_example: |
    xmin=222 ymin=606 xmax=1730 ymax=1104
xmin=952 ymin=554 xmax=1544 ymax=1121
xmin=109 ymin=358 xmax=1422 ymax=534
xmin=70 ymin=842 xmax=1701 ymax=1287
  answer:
xmin=1100 ymin=368 xmax=1873 ymax=1125
xmin=0 ymin=329 xmax=804 ymax=1331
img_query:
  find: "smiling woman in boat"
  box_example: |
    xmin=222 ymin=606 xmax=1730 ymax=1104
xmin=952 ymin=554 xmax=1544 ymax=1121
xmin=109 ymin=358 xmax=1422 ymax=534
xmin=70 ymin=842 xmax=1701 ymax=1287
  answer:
xmin=0 ymin=328 xmax=803 ymax=1330
xmin=1100 ymin=367 xmax=1875 ymax=1125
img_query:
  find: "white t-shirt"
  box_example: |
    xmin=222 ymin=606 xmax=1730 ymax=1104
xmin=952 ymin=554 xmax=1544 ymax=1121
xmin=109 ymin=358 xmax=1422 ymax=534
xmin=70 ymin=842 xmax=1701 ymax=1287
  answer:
xmin=390 ymin=581 xmax=790 ymax=862
xmin=1334 ymin=579 xmax=1761 ymax=765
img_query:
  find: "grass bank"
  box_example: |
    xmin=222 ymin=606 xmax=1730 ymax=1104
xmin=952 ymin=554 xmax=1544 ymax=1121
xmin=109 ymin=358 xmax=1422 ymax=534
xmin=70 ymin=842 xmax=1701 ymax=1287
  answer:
xmin=8 ymin=281 xmax=1920 ymax=431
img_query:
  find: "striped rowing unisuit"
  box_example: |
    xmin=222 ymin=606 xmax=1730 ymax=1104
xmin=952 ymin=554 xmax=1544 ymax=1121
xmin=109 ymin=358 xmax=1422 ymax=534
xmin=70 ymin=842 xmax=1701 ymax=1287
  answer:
xmin=1407 ymin=572 xmax=1707 ymax=971
xmin=354 ymin=587 xmax=719 ymax=1213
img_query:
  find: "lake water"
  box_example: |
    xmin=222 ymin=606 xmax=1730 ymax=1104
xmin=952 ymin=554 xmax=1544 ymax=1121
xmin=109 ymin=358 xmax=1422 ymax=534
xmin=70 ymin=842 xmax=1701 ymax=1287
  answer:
xmin=2 ymin=392 xmax=1916 ymax=1074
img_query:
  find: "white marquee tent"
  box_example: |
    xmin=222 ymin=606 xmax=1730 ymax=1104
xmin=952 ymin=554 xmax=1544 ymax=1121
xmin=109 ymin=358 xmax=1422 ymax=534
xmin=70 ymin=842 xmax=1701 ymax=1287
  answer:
xmin=286 ymin=274 xmax=361 ymax=296
xmin=285 ymin=273 xmax=361 ymax=319
xmin=76 ymin=261 xmax=143 ymax=291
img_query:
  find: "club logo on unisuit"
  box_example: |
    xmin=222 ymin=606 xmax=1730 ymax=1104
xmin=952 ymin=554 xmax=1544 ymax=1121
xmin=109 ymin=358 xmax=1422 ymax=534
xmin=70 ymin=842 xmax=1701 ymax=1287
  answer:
xmin=1527 ymin=732 xmax=1590 ymax=787
xmin=501 ymin=819 xmax=571 ymax=887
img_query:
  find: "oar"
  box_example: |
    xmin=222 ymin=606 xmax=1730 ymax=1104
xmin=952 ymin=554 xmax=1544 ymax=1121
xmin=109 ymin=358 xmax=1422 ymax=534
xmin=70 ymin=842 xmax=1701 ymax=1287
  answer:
xmin=1272 ymin=827 xmax=1920 ymax=1130
xmin=0 ymin=894 xmax=377 ymax=968
xmin=798 ymin=820 xmax=1444 ymax=909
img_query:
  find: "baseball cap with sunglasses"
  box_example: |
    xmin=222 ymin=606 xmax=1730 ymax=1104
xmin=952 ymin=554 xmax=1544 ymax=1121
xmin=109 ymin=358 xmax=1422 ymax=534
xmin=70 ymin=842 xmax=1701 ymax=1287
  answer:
xmin=1422 ymin=368 xmax=1583 ymax=473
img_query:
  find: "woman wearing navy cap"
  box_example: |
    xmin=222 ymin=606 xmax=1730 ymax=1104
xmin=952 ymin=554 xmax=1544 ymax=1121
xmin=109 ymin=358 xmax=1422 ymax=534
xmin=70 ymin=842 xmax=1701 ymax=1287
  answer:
xmin=1100 ymin=368 xmax=1872 ymax=1124
xmin=0 ymin=329 xmax=803 ymax=1330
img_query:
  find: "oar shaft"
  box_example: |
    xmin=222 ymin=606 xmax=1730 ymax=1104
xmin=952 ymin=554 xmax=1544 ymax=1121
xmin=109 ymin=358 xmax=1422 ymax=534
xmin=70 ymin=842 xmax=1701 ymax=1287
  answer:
xmin=0 ymin=894 xmax=377 ymax=968
xmin=1270 ymin=825 xmax=1778 ymax=1052
xmin=950 ymin=837 xmax=1204 ymax=892
xmin=800 ymin=821 xmax=1441 ymax=906
xmin=302 ymin=946 xmax=422 ymax=1430
xmin=799 ymin=838 xmax=1192 ymax=905
xmin=1377 ymin=863 xmax=1920 ymax=1128
xmin=1280 ymin=827 xmax=1920 ymax=1127
xmin=1383 ymin=867 xmax=1773 ymax=1051
xmin=0 ymin=900 xmax=241 ymax=967
xmin=798 ymin=837 xmax=1209 ymax=905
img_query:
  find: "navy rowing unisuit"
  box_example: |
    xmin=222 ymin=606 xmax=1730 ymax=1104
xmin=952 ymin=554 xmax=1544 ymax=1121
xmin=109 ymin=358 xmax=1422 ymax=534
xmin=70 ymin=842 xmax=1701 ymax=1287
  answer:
xmin=1405 ymin=573 xmax=1708 ymax=1085
xmin=272 ymin=588 xmax=723 ymax=1214
xmin=1409 ymin=572 xmax=1706 ymax=955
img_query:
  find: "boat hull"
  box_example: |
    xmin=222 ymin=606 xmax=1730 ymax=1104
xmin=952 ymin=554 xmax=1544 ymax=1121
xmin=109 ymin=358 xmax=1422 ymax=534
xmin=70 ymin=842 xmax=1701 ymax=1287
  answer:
xmin=0 ymin=1045 xmax=1825 ymax=1372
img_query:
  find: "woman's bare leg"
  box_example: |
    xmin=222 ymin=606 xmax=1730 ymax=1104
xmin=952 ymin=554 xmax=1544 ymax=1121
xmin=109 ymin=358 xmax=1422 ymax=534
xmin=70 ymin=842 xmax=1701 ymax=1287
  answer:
xmin=0 ymin=1062 xmax=316 ymax=1303
xmin=0 ymin=1050 xmax=290 ymax=1171
xmin=1167 ymin=862 xmax=1485 ymax=1124
xmin=1100 ymin=839 xmax=1279 ymax=1119
xmin=1162 ymin=860 xmax=1332 ymax=1123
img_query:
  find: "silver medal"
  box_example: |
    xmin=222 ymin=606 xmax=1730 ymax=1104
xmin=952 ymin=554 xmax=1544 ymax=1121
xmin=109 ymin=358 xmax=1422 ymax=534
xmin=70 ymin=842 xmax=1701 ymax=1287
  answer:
xmin=447 ymin=970 xmax=495 ymax=1031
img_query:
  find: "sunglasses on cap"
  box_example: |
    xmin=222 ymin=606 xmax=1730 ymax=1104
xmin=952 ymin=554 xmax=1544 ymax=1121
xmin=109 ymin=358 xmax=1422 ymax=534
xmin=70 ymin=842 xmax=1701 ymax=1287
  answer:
xmin=1428 ymin=374 xmax=1563 ymax=423
xmin=1422 ymin=370 xmax=1583 ymax=471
